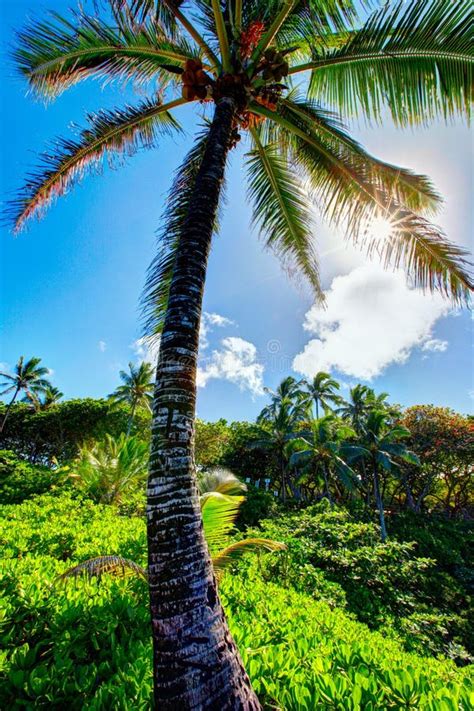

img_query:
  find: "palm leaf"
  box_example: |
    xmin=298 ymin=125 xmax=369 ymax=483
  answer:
xmin=8 ymin=97 xmax=183 ymax=232
xmin=201 ymin=491 xmax=245 ymax=549
xmin=13 ymin=10 xmax=201 ymax=100
xmin=141 ymin=125 xmax=211 ymax=336
xmin=247 ymin=128 xmax=324 ymax=301
xmin=251 ymin=101 xmax=473 ymax=303
xmin=58 ymin=555 xmax=147 ymax=581
xmin=212 ymin=538 xmax=286 ymax=574
xmin=278 ymin=97 xmax=441 ymax=215
xmin=297 ymin=0 xmax=474 ymax=125
xmin=198 ymin=467 xmax=247 ymax=496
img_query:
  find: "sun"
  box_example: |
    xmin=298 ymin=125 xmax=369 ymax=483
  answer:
xmin=368 ymin=215 xmax=394 ymax=242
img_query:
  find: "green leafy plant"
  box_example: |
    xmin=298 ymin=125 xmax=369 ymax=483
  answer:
xmin=70 ymin=434 xmax=149 ymax=504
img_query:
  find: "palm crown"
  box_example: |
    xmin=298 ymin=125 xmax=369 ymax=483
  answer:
xmin=9 ymin=0 xmax=473 ymax=319
xmin=109 ymin=361 xmax=154 ymax=412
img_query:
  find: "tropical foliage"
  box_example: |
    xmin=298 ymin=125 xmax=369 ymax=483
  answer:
xmin=1 ymin=493 xmax=473 ymax=708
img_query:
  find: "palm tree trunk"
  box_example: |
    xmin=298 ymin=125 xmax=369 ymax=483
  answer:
xmin=372 ymin=462 xmax=387 ymax=542
xmin=147 ymin=97 xmax=261 ymax=710
xmin=0 ymin=386 xmax=20 ymax=434
xmin=126 ymin=402 xmax=136 ymax=436
xmin=279 ymin=450 xmax=287 ymax=503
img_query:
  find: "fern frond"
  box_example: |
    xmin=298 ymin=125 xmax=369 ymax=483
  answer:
xmin=8 ymin=98 xmax=184 ymax=232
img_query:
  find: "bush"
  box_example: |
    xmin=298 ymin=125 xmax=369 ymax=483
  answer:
xmin=248 ymin=504 xmax=473 ymax=660
xmin=0 ymin=450 xmax=68 ymax=504
xmin=0 ymin=399 xmax=150 ymax=464
xmin=1 ymin=493 xmax=473 ymax=709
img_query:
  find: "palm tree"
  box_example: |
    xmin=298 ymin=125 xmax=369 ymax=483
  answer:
xmin=305 ymin=372 xmax=341 ymax=419
xmin=349 ymin=411 xmax=419 ymax=541
xmin=8 ymin=0 xmax=473 ymax=704
xmin=23 ymin=384 xmax=63 ymax=411
xmin=109 ymin=361 xmax=154 ymax=434
xmin=289 ymin=415 xmax=360 ymax=503
xmin=257 ymin=381 xmax=308 ymax=501
xmin=0 ymin=356 xmax=51 ymax=432
xmin=337 ymin=383 xmax=374 ymax=433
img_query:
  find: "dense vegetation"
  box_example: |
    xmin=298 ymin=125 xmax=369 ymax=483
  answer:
xmin=1 ymin=365 xmax=473 ymax=708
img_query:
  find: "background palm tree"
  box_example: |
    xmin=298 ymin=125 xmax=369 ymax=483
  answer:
xmin=289 ymin=415 xmax=360 ymax=503
xmin=350 ymin=411 xmax=419 ymax=541
xmin=23 ymin=384 xmax=63 ymax=411
xmin=109 ymin=361 xmax=154 ymax=434
xmin=0 ymin=357 xmax=51 ymax=432
xmin=9 ymin=0 xmax=473 ymax=705
xmin=305 ymin=372 xmax=341 ymax=419
xmin=257 ymin=379 xmax=309 ymax=501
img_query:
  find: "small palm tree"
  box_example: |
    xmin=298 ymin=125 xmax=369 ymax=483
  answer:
xmin=349 ymin=411 xmax=419 ymax=541
xmin=23 ymin=384 xmax=64 ymax=411
xmin=109 ymin=361 xmax=154 ymax=434
xmin=61 ymin=467 xmax=284 ymax=580
xmin=9 ymin=0 xmax=473 ymax=703
xmin=71 ymin=433 xmax=149 ymax=504
xmin=289 ymin=415 xmax=360 ymax=503
xmin=305 ymin=372 xmax=341 ymax=419
xmin=337 ymin=384 xmax=372 ymax=433
xmin=257 ymin=380 xmax=309 ymax=501
xmin=0 ymin=356 xmax=51 ymax=432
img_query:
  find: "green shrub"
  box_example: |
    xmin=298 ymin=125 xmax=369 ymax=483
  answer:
xmin=0 ymin=450 xmax=68 ymax=504
xmin=248 ymin=504 xmax=473 ymax=659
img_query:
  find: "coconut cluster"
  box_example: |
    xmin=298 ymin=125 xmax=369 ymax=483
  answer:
xmin=181 ymin=59 xmax=213 ymax=101
xmin=260 ymin=48 xmax=289 ymax=82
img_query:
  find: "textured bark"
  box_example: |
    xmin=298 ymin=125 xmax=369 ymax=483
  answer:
xmin=147 ymin=97 xmax=261 ymax=710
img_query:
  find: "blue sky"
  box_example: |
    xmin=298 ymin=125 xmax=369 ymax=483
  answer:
xmin=1 ymin=0 xmax=472 ymax=421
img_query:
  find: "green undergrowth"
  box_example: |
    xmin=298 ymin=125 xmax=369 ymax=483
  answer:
xmin=1 ymin=493 xmax=473 ymax=709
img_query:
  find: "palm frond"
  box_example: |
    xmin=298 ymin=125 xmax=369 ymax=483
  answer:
xmin=296 ymin=0 xmax=474 ymax=125
xmin=279 ymin=97 xmax=441 ymax=215
xmin=198 ymin=467 xmax=247 ymax=496
xmin=212 ymin=538 xmax=286 ymax=574
xmin=141 ymin=125 xmax=211 ymax=336
xmin=58 ymin=555 xmax=147 ymax=581
xmin=247 ymin=128 xmax=324 ymax=301
xmin=251 ymin=101 xmax=473 ymax=303
xmin=201 ymin=491 xmax=244 ymax=548
xmin=8 ymin=98 xmax=183 ymax=232
xmin=14 ymin=10 xmax=201 ymax=100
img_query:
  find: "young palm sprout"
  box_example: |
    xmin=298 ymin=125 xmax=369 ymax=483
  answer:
xmin=8 ymin=0 xmax=473 ymax=707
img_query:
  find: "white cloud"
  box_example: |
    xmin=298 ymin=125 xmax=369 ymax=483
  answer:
xmin=46 ymin=368 xmax=54 ymax=378
xmin=293 ymin=264 xmax=451 ymax=381
xmin=98 ymin=340 xmax=107 ymax=352
xmin=130 ymin=336 xmax=161 ymax=365
xmin=197 ymin=336 xmax=264 ymax=395
xmin=200 ymin=311 xmax=234 ymax=349
xmin=422 ymin=338 xmax=448 ymax=353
